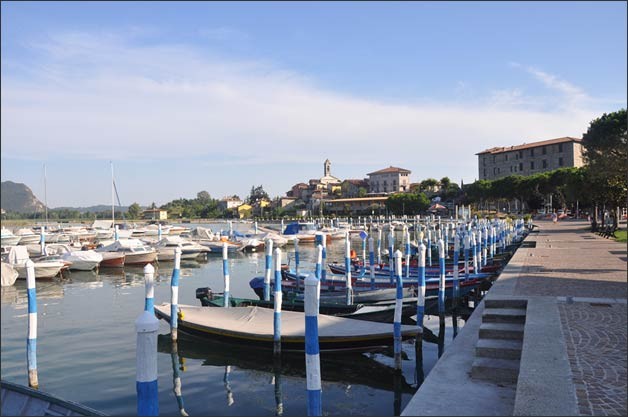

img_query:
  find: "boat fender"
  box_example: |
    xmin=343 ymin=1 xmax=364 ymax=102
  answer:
xmin=177 ymin=309 xmax=184 ymax=320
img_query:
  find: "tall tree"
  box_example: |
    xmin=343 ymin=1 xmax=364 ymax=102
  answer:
xmin=127 ymin=202 xmax=142 ymax=219
xmin=581 ymin=109 xmax=627 ymax=206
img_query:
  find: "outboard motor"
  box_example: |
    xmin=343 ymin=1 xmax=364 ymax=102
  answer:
xmin=195 ymin=287 xmax=213 ymax=301
xmin=249 ymin=277 xmax=266 ymax=300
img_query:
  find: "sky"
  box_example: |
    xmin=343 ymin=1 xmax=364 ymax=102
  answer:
xmin=1 ymin=1 xmax=626 ymax=208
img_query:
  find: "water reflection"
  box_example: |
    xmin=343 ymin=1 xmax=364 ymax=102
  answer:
xmin=156 ymin=334 xmax=416 ymax=395
xmin=170 ymin=340 xmax=188 ymax=416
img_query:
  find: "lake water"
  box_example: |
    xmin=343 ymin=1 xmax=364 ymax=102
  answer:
xmin=1 ymin=222 xmax=465 ymax=416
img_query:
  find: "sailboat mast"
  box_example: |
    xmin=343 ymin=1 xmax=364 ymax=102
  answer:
xmin=111 ymin=161 xmax=115 ymax=225
xmin=43 ymin=163 xmax=48 ymax=225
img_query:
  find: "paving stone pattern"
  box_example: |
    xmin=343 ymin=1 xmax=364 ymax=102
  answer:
xmin=559 ymin=301 xmax=627 ymax=416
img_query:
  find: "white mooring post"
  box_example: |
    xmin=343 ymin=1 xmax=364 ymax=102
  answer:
xmin=40 ymin=226 xmax=46 ymax=256
xmin=264 ymin=238 xmax=274 ymax=301
xmin=144 ymin=263 xmax=155 ymax=314
xmin=26 ymin=260 xmax=38 ymax=389
xmin=136 ymin=309 xmax=159 ymax=416
xmin=368 ymin=237 xmax=375 ymax=290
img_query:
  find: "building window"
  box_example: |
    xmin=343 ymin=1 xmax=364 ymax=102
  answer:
xmin=558 ymin=143 xmax=563 ymax=152
xmin=542 ymin=160 xmax=547 ymax=168
xmin=493 ymin=155 xmax=496 ymax=163
xmin=519 ymin=162 xmax=523 ymax=171
xmin=483 ymin=157 xmax=486 ymax=166
xmin=505 ymin=154 xmax=508 ymax=161
xmin=530 ymin=161 xmax=535 ymax=170
xmin=510 ymin=166 xmax=513 ymax=172
xmin=493 ymin=167 xmax=497 ymax=175
xmin=530 ymin=149 xmax=534 ymax=157
xmin=542 ymin=146 xmax=547 ymax=155
xmin=483 ymin=169 xmax=486 ymax=177
xmin=519 ymin=151 xmax=523 ymax=159
xmin=558 ymin=157 xmax=564 ymax=166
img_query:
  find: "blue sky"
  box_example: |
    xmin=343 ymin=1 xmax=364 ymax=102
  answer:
xmin=2 ymin=1 xmax=626 ymax=208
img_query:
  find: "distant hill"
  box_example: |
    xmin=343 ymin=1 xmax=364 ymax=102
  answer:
xmin=53 ymin=205 xmax=129 ymax=213
xmin=1 ymin=181 xmax=46 ymax=213
xmin=1 ymin=181 xmax=130 ymax=214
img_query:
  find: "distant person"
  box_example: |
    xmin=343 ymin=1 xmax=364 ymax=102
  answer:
xmin=551 ymin=211 xmax=558 ymax=223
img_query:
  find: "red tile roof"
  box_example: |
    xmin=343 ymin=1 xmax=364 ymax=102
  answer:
xmin=367 ymin=166 xmax=411 ymax=175
xmin=476 ymin=137 xmax=582 ymax=155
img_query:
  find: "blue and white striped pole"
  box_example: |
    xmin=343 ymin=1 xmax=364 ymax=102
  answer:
xmin=136 ymin=310 xmax=159 ymax=416
xmin=344 ymin=233 xmax=353 ymax=305
xmin=464 ymin=233 xmax=470 ymax=280
xmin=264 ymin=238 xmax=273 ymax=301
xmin=305 ymin=246 xmax=322 ymax=416
xmin=144 ymin=263 xmax=155 ymax=314
xmin=417 ymin=242 xmax=426 ymax=336
xmin=388 ymin=228 xmax=395 ymax=284
xmin=171 ymin=247 xmax=181 ymax=340
xmin=377 ymin=228 xmax=382 ymax=265
xmin=254 ymin=221 xmax=258 ymax=235
xmin=158 ymin=223 xmax=162 ymax=241
xmin=482 ymin=226 xmax=488 ymax=266
xmin=476 ymin=230 xmax=483 ymax=270
xmin=26 ymin=260 xmax=38 ymax=389
xmin=294 ymin=236 xmax=300 ymax=290
xmin=472 ymin=232 xmax=478 ymax=274
xmin=280 ymin=219 xmax=284 ymax=235
xmin=321 ymin=233 xmax=327 ymax=283
xmin=114 ymin=224 xmax=119 ymax=241
xmin=40 ymin=226 xmax=46 ymax=255
xmin=222 ymin=243 xmax=230 ymax=308
xmin=404 ymin=227 xmax=411 ymax=280
xmin=453 ymin=233 xmax=460 ymax=303
xmin=228 ymin=221 xmax=233 ymax=240
xmin=368 ymin=237 xmax=375 ymax=290
xmin=444 ymin=224 xmax=449 ymax=259
xmin=427 ymin=229 xmax=432 ymax=267
xmin=361 ymin=232 xmax=367 ymax=277
xmin=393 ymin=250 xmax=404 ymax=370
xmin=273 ymin=248 xmax=283 ymax=355
xmin=438 ymin=239 xmax=446 ymax=315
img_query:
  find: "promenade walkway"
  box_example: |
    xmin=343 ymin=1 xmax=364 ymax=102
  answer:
xmin=402 ymin=219 xmax=627 ymax=416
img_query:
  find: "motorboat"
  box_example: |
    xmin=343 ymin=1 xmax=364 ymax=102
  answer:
xmin=43 ymin=244 xmax=103 ymax=271
xmin=15 ymin=228 xmax=41 ymax=245
xmin=95 ymin=238 xmax=157 ymax=265
xmin=4 ymin=246 xmax=67 ymax=279
xmin=151 ymin=236 xmax=209 ymax=261
xmin=282 ymin=222 xmax=320 ymax=243
xmin=99 ymin=251 xmax=126 ymax=267
xmin=1 ymin=228 xmax=21 ymax=246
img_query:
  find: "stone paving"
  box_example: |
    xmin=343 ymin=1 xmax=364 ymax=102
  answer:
xmin=559 ymin=301 xmax=627 ymax=416
xmin=516 ymin=220 xmax=627 ymax=416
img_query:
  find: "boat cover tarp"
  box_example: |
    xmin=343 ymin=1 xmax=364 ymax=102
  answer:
xmin=1 ymin=263 xmax=19 ymax=287
xmin=155 ymin=303 xmax=416 ymax=340
xmin=7 ymin=246 xmax=29 ymax=264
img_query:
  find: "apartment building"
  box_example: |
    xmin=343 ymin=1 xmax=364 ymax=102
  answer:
xmin=367 ymin=166 xmax=411 ymax=193
xmin=476 ymin=137 xmax=584 ymax=181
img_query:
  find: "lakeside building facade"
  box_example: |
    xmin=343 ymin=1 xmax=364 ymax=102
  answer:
xmin=476 ymin=137 xmax=584 ymax=181
xmin=366 ymin=166 xmax=412 ymax=193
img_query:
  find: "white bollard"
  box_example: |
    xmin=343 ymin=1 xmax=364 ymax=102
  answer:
xmin=136 ymin=310 xmax=159 ymax=415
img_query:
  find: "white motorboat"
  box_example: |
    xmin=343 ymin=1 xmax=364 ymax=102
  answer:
xmin=44 ymin=244 xmax=103 ymax=271
xmin=151 ymin=236 xmax=209 ymax=261
xmin=96 ymin=239 xmax=157 ymax=265
xmin=5 ymin=246 xmax=66 ymax=279
xmin=1 ymin=228 xmax=21 ymax=246
xmin=15 ymin=228 xmax=41 ymax=245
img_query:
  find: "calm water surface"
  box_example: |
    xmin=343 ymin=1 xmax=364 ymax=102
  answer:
xmin=1 ymin=222 xmax=465 ymax=416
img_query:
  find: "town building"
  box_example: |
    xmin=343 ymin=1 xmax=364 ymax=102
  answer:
xmin=323 ymin=196 xmax=388 ymax=215
xmin=218 ymin=196 xmax=243 ymax=211
xmin=476 ymin=137 xmax=584 ymax=181
xmin=142 ymin=208 xmax=168 ymax=220
xmin=366 ymin=166 xmax=411 ymax=194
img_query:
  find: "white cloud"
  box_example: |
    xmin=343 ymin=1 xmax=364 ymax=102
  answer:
xmin=1 ymin=31 xmax=606 ymax=188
